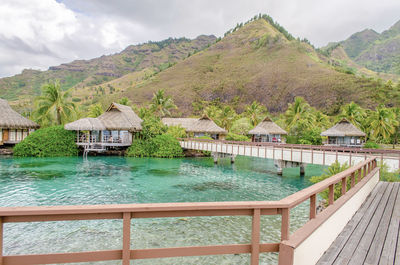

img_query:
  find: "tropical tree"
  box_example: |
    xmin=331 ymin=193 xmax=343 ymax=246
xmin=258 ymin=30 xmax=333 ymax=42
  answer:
xmin=368 ymin=106 xmax=399 ymax=142
xmin=314 ymin=110 xmax=331 ymax=130
xmin=339 ymin=102 xmax=366 ymax=128
xmin=245 ymin=101 xmax=268 ymax=126
xmin=149 ymin=89 xmax=177 ymax=118
xmin=216 ymin=106 xmax=237 ymax=130
xmin=284 ymin=97 xmax=313 ymax=131
xmin=88 ymin=104 xmax=103 ymax=118
xmin=33 ymin=81 xmax=76 ymax=125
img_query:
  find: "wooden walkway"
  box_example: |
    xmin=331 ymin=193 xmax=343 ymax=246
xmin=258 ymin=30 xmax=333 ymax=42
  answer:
xmin=317 ymin=182 xmax=400 ymax=265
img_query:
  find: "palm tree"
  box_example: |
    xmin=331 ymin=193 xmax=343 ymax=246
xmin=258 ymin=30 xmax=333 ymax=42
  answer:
xmin=34 ymin=81 xmax=76 ymax=125
xmin=149 ymin=89 xmax=177 ymax=118
xmin=245 ymin=101 xmax=268 ymax=126
xmin=88 ymin=104 xmax=103 ymax=118
xmin=284 ymin=97 xmax=313 ymax=130
xmin=217 ymin=106 xmax=236 ymax=130
xmin=339 ymin=102 xmax=366 ymax=128
xmin=369 ymin=106 xmax=399 ymax=142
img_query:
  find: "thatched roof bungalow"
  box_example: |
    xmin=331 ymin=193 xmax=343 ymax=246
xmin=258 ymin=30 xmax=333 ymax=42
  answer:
xmin=249 ymin=117 xmax=287 ymax=143
xmin=64 ymin=103 xmax=142 ymax=147
xmin=321 ymin=118 xmax=366 ymax=146
xmin=162 ymin=115 xmax=227 ymax=140
xmin=0 ymin=98 xmax=39 ymax=145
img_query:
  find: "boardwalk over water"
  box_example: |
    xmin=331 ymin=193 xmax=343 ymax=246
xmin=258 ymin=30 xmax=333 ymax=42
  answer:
xmin=317 ymin=182 xmax=400 ymax=265
xmin=180 ymin=138 xmax=400 ymax=171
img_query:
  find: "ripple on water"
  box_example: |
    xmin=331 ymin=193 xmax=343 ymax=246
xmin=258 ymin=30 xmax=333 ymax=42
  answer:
xmin=0 ymin=156 xmax=324 ymax=264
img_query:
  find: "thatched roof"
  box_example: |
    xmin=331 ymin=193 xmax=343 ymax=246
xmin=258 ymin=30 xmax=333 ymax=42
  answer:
xmin=98 ymin=103 xmax=142 ymax=131
xmin=248 ymin=117 xmax=287 ymax=135
xmin=321 ymin=118 xmax=366 ymax=137
xmin=64 ymin=118 xmax=106 ymax=131
xmin=0 ymin=98 xmax=39 ymax=129
xmin=162 ymin=115 xmax=227 ymax=134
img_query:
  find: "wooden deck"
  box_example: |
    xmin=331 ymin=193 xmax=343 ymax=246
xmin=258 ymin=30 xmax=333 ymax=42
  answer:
xmin=317 ymin=182 xmax=400 ymax=265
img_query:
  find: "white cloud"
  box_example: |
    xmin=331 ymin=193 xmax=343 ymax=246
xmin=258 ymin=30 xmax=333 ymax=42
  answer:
xmin=0 ymin=0 xmax=399 ymax=77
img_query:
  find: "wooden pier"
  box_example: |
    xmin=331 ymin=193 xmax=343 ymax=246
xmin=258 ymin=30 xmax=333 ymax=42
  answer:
xmin=317 ymin=182 xmax=400 ymax=265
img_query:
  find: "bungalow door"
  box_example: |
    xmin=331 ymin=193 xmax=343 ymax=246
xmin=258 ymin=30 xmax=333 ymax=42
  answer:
xmin=3 ymin=129 xmax=9 ymax=141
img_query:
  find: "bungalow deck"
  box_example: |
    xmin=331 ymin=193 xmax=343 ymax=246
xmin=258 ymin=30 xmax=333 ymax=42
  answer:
xmin=317 ymin=182 xmax=400 ymax=265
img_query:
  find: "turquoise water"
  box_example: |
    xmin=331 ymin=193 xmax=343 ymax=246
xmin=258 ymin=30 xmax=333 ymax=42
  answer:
xmin=0 ymin=156 xmax=324 ymax=264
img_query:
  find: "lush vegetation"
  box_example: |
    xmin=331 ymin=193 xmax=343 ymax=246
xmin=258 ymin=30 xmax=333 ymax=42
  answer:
xmin=126 ymin=134 xmax=183 ymax=158
xmin=13 ymin=126 xmax=79 ymax=157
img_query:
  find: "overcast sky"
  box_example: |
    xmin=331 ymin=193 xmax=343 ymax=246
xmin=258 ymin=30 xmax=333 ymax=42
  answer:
xmin=0 ymin=0 xmax=399 ymax=78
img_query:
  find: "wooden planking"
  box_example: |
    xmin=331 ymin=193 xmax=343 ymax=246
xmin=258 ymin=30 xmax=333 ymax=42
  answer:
xmin=347 ymin=183 xmax=394 ymax=264
xmin=316 ymin=182 xmax=386 ymax=265
xmin=379 ymin=182 xmax=400 ymax=265
xmin=317 ymin=182 xmax=400 ymax=265
xmin=365 ymin=182 xmax=399 ymax=265
xmin=332 ymin=182 xmax=391 ymax=265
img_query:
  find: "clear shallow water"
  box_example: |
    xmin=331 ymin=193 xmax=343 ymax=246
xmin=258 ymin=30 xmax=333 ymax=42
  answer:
xmin=0 ymin=156 xmax=324 ymax=264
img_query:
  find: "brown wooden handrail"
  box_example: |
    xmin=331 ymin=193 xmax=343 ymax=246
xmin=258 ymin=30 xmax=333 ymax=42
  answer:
xmin=179 ymin=138 xmax=400 ymax=156
xmin=0 ymin=158 xmax=378 ymax=265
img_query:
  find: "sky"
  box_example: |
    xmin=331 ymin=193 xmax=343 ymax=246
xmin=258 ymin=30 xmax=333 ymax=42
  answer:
xmin=0 ymin=0 xmax=399 ymax=78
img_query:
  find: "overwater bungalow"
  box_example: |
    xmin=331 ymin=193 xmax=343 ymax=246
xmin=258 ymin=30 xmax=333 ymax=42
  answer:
xmin=162 ymin=115 xmax=227 ymax=140
xmin=65 ymin=103 xmax=142 ymax=149
xmin=248 ymin=117 xmax=287 ymax=143
xmin=0 ymin=98 xmax=39 ymax=146
xmin=321 ymin=118 xmax=366 ymax=147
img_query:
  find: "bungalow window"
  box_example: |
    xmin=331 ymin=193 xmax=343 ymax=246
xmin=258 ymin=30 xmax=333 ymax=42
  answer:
xmin=22 ymin=130 xmax=28 ymax=140
xmin=16 ymin=130 xmax=22 ymax=141
xmin=9 ymin=129 xmax=16 ymax=141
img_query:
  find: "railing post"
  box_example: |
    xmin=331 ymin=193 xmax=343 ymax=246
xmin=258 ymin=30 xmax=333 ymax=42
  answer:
xmin=363 ymin=165 xmax=367 ymax=178
xmin=0 ymin=217 xmax=2 ymax=265
xmin=341 ymin=177 xmax=347 ymax=195
xmin=281 ymin=208 xmax=290 ymax=241
xmin=328 ymin=184 xmax=334 ymax=205
xmin=251 ymin=209 xmax=261 ymax=265
xmin=310 ymin=194 xmax=316 ymax=219
xmin=123 ymin=212 xmax=131 ymax=265
xmin=351 ymin=172 xmax=356 ymax=188
xmin=311 ymin=147 xmax=314 ymax=164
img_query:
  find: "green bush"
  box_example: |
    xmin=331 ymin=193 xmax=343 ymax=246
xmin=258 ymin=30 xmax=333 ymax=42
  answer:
xmin=379 ymin=162 xmax=400 ymax=182
xmin=14 ymin=126 xmax=79 ymax=157
xmin=126 ymin=134 xmax=183 ymax=158
xmin=166 ymin=125 xmax=186 ymax=138
xmin=151 ymin=134 xmax=183 ymax=158
xmin=226 ymin=133 xmax=250 ymax=142
xmin=363 ymin=141 xmax=380 ymax=149
xmin=140 ymin=116 xmax=167 ymax=140
xmin=310 ymin=161 xmax=352 ymax=202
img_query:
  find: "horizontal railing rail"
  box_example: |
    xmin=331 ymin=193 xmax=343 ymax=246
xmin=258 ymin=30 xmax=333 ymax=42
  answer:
xmin=0 ymin=158 xmax=378 ymax=265
xmin=179 ymin=138 xmax=400 ymax=157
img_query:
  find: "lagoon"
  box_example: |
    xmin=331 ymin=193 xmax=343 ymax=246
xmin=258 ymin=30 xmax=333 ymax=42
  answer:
xmin=0 ymin=156 xmax=324 ymax=264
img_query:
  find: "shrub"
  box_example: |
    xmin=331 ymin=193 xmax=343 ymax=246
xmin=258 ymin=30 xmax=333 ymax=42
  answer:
xmin=151 ymin=134 xmax=183 ymax=158
xmin=226 ymin=133 xmax=250 ymax=142
xmin=126 ymin=134 xmax=183 ymax=158
xmin=166 ymin=125 xmax=186 ymax=139
xmin=363 ymin=141 xmax=380 ymax=149
xmin=14 ymin=126 xmax=79 ymax=157
xmin=310 ymin=161 xmax=351 ymax=202
xmin=379 ymin=162 xmax=400 ymax=182
xmin=140 ymin=116 xmax=167 ymax=140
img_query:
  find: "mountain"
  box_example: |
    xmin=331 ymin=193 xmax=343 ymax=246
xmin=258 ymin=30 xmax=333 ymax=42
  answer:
xmin=91 ymin=18 xmax=394 ymax=115
xmin=331 ymin=20 xmax=400 ymax=75
xmin=1 ymin=16 xmax=399 ymax=116
xmin=0 ymin=35 xmax=216 ymax=101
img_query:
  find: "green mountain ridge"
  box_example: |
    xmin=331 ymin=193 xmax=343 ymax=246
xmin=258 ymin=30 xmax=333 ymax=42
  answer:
xmin=1 ymin=16 xmax=399 ymax=116
xmin=331 ymin=19 xmax=400 ymax=75
xmin=0 ymin=35 xmax=216 ymax=101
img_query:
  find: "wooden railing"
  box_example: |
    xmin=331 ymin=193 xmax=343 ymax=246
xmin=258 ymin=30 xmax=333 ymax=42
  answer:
xmin=0 ymin=158 xmax=378 ymax=265
xmin=180 ymin=138 xmax=400 ymax=168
